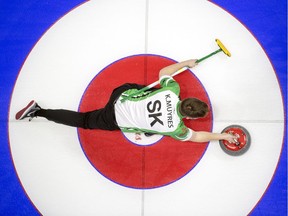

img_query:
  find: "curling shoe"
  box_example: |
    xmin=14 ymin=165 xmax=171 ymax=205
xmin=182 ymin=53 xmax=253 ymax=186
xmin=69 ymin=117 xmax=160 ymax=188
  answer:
xmin=15 ymin=100 xmax=41 ymax=121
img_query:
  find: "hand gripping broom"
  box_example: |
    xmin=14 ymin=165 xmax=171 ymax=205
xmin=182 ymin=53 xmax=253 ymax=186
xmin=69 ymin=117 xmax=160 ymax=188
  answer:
xmin=121 ymin=39 xmax=231 ymax=102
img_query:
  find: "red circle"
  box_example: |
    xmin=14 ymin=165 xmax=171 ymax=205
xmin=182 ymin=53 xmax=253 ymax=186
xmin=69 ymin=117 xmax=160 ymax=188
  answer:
xmin=222 ymin=127 xmax=248 ymax=151
xmin=78 ymin=54 xmax=212 ymax=189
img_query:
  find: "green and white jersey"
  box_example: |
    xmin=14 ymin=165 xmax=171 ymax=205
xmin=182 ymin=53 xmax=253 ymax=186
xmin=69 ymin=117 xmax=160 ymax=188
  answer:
xmin=114 ymin=75 xmax=193 ymax=141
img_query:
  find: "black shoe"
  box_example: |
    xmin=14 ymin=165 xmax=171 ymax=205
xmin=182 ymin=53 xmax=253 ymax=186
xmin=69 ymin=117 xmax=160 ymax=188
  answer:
xmin=15 ymin=100 xmax=41 ymax=121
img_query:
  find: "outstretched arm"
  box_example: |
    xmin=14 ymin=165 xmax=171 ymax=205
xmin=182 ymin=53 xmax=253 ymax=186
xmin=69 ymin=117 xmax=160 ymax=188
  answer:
xmin=159 ymin=59 xmax=198 ymax=79
xmin=189 ymin=131 xmax=237 ymax=143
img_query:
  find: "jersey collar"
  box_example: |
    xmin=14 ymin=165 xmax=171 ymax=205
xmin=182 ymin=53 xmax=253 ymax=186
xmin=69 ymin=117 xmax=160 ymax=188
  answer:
xmin=176 ymin=101 xmax=185 ymax=118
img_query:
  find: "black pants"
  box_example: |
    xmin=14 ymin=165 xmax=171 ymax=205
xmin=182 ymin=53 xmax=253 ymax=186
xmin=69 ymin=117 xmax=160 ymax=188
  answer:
xmin=35 ymin=83 xmax=145 ymax=130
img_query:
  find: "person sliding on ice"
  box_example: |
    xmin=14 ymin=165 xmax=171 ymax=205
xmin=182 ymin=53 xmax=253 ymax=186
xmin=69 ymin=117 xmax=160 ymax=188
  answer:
xmin=16 ymin=59 xmax=236 ymax=143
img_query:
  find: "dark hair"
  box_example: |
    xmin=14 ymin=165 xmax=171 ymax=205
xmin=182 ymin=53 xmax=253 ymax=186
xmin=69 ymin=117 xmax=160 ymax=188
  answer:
xmin=180 ymin=98 xmax=209 ymax=118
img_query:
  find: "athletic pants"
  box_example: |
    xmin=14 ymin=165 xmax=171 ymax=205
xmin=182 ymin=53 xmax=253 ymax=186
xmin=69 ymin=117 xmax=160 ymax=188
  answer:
xmin=35 ymin=83 xmax=145 ymax=130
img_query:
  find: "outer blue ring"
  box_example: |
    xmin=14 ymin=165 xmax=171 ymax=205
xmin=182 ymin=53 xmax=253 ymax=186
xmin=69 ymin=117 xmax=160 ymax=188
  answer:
xmin=0 ymin=0 xmax=286 ymax=215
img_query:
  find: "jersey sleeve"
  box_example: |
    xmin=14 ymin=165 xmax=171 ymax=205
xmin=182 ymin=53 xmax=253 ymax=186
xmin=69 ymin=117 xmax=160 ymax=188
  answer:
xmin=159 ymin=75 xmax=180 ymax=96
xmin=171 ymin=123 xmax=193 ymax=141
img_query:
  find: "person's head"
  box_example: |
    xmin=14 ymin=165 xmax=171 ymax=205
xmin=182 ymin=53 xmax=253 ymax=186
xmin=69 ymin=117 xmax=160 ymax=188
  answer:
xmin=179 ymin=98 xmax=209 ymax=119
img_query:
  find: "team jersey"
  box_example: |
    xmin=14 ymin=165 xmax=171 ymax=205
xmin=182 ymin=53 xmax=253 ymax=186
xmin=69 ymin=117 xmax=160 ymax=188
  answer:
xmin=114 ymin=75 xmax=193 ymax=141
